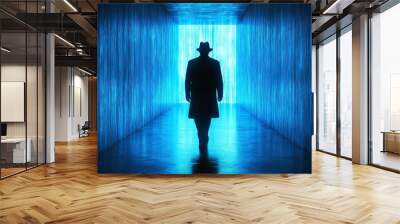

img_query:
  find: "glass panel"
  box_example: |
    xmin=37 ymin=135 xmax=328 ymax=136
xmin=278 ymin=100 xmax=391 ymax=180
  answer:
xmin=38 ymin=33 xmax=46 ymax=165
xmin=312 ymin=46 xmax=317 ymax=150
xmin=27 ymin=31 xmax=38 ymax=169
xmin=340 ymin=29 xmax=352 ymax=158
xmin=318 ymin=37 xmax=337 ymax=154
xmin=0 ymin=1 xmax=46 ymax=178
xmin=371 ymin=4 xmax=400 ymax=171
xmin=27 ymin=0 xmax=39 ymax=169
xmin=1 ymin=30 xmax=27 ymax=177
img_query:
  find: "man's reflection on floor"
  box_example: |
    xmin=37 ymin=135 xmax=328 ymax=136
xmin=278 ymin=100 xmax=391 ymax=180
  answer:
xmin=191 ymin=149 xmax=219 ymax=174
xmin=99 ymin=105 xmax=311 ymax=174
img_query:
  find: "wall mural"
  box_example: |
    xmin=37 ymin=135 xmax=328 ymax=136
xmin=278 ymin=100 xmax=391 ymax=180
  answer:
xmin=98 ymin=3 xmax=312 ymax=174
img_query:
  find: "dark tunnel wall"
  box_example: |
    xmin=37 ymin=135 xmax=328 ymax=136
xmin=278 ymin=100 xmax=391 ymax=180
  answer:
xmin=236 ymin=4 xmax=313 ymax=150
xmin=98 ymin=4 xmax=179 ymax=152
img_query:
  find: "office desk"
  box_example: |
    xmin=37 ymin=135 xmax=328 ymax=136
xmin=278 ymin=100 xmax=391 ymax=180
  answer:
xmin=1 ymin=138 xmax=31 ymax=163
xmin=382 ymin=131 xmax=400 ymax=154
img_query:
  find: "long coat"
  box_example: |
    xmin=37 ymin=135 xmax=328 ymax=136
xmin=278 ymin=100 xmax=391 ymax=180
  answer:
xmin=185 ymin=56 xmax=223 ymax=119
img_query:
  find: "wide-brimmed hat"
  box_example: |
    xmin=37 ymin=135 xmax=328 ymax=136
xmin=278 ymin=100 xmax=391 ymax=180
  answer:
xmin=197 ymin=42 xmax=213 ymax=52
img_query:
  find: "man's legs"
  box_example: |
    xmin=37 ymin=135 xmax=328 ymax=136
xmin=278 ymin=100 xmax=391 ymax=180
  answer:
xmin=194 ymin=118 xmax=202 ymax=146
xmin=194 ymin=117 xmax=212 ymax=149
xmin=203 ymin=118 xmax=211 ymax=145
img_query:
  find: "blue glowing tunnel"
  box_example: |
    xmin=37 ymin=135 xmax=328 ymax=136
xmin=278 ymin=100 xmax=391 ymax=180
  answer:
xmin=98 ymin=3 xmax=312 ymax=173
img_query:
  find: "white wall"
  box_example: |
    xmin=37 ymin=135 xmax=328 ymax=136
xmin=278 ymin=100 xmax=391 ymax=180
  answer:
xmin=55 ymin=67 xmax=69 ymax=141
xmin=1 ymin=64 xmax=46 ymax=164
xmin=312 ymin=45 xmax=317 ymax=150
xmin=1 ymin=65 xmax=42 ymax=137
xmin=71 ymin=72 xmax=89 ymax=138
xmin=1 ymin=65 xmax=27 ymax=139
xmin=55 ymin=67 xmax=89 ymax=141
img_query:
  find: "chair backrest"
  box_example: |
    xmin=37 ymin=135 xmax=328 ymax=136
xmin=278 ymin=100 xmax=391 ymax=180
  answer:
xmin=83 ymin=121 xmax=90 ymax=129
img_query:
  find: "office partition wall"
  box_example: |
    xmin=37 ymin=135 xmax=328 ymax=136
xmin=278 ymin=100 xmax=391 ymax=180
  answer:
xmin=0 ymin=31 xmax=28 ymax=177
xmin=0 ymin=1 xmax=46 ymax=179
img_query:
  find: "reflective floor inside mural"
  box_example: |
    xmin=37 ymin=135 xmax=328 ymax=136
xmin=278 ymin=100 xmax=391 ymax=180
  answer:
xmin=99 ymin=104 xmax=310 ymax=174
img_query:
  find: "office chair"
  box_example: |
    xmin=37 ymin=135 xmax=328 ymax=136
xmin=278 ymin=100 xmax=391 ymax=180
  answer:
xmin=79 ymin=121 xmax=90 ymax=138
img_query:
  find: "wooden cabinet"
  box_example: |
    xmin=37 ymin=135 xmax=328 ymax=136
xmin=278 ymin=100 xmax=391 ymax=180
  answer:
xmin=382 ymin=132 xmax=400 ymax=154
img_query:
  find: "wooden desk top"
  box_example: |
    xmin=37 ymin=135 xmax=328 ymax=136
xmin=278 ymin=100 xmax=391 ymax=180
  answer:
xmin=381 ymin=131 xmax=400 ymax=134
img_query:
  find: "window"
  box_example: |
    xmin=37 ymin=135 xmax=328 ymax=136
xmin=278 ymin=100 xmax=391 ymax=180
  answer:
xmin=317 ymin=36 xmax=337 ymax=154
xmin=370 ymin=3 xmax=400 ymax=171
xmin=339 ymin=28 xmax=352 ymax=158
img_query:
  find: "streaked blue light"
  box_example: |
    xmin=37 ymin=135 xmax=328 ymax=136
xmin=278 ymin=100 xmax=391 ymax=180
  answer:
xmin=236 ymin=4 xmax=312 ymax=150
xmin=98 ymin=4 xmax=179 ymax=152
xmin=178 ymin=25 xmax=236 ymax=103
xmin=165 ymin=3 xmax=248 ymax=24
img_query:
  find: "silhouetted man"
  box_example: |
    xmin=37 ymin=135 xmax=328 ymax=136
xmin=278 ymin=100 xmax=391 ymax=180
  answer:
xmin=185 ymin=42 xmax=223 ymax=151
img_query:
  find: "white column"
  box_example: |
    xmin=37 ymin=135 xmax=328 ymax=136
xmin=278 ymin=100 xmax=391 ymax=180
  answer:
xmin=352 ymin=14 xmax=369 ymax=164
xmin=46 ymin=33 xmax=55 ymax=163
xmin=45 ymin=1 xmax=55 ymax=163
